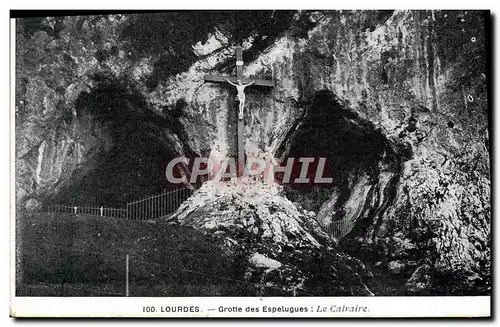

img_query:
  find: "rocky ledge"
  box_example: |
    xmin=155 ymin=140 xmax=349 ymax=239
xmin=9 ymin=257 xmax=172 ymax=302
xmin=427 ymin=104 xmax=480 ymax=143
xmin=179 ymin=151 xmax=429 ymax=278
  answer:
xmin=168 ymin=180 xmax=373 ymax=296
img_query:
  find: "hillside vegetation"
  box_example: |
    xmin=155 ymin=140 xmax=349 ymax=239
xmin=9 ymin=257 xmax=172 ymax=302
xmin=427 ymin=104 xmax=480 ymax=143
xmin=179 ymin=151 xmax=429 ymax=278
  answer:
xmin=17 ymin=213 xmax=263 ymax=296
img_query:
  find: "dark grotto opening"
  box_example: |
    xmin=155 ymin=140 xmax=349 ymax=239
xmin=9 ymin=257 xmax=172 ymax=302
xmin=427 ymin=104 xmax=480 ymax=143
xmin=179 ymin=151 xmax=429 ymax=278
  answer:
xmin=46 ymin=76 xmax=195 ymax=207
xmin=278 ymin=90 xmax=411 ymax=248
xmin=276 ymin=90 xmax=418 ymax=295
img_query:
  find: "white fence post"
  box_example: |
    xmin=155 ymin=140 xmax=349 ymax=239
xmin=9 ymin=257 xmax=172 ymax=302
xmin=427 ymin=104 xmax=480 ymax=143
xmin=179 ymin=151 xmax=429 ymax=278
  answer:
xmin=126 ymin=254 xmax=129 ymax=297
xmin=100 ymin=206 xmax=103 ymax=216
xmin=74 ymin=206 xmax=77 ymax=214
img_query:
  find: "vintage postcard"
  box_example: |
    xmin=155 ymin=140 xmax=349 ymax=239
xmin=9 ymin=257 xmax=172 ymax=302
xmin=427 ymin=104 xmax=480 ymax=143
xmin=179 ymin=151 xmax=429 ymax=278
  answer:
xmin=10 ymin=10 xmax=491 ymax=318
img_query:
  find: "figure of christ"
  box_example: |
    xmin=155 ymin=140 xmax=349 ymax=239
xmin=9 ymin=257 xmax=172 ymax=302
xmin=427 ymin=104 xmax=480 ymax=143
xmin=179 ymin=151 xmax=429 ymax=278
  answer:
xmin=226 ymin=79 xmax=255 ymax=120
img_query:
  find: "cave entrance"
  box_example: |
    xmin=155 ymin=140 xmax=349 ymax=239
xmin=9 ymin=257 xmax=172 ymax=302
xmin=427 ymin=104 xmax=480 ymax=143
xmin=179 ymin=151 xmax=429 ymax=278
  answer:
xmin=278 ymin=90 xmax=406 ymax=240
xmin=48 ymin=76 xmax=195 ymax=208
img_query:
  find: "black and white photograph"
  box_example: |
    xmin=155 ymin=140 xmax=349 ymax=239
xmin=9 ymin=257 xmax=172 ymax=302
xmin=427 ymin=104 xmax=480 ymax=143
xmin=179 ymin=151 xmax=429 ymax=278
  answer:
xmin=10 ymin=9 xmax=491 ymax=318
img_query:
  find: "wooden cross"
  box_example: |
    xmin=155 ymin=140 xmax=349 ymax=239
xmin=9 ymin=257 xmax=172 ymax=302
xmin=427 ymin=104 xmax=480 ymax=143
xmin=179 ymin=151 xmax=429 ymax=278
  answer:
xmin=204 ymin=46 xmax=274 ymax=177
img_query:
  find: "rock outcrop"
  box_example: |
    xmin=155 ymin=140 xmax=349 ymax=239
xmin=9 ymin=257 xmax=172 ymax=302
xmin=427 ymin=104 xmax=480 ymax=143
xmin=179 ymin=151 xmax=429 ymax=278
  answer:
xmin=15 ymin=10 xmax=490 ymax=294
xmin=169 ymin=179 xmax=373 ymax=296
xmin=405 ymin=264 xmax=433 ymax=294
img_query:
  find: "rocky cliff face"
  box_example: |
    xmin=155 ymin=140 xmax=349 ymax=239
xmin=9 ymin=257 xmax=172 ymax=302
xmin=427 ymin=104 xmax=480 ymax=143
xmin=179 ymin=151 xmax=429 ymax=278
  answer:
xmin=15 ymin=10 xmax=490 ymax=294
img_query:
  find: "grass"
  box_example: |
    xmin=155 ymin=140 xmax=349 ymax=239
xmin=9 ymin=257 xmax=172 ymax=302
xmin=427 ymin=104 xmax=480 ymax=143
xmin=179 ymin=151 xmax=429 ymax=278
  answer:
xmin=16 ymin=212 xmax=378 ymax=297
xmin=16 ymin=212 xmax=264 ymax=296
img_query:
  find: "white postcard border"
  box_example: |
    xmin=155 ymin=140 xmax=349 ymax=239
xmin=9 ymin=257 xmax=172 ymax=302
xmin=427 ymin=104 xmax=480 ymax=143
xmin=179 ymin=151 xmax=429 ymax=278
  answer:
xmin=10 ymin=296 xmax=491 ymax=318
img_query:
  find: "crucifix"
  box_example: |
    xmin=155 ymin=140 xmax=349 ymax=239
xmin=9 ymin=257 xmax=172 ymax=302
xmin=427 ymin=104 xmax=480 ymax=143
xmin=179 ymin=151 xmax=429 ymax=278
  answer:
xmin=204 ymin=46 xmax=274 ymax=177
